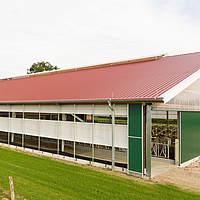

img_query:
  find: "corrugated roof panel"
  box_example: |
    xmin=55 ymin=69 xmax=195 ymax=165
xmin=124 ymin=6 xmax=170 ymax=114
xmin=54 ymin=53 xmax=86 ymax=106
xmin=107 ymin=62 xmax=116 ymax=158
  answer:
xmin=0 ymin=52 xmax=200 ymax=103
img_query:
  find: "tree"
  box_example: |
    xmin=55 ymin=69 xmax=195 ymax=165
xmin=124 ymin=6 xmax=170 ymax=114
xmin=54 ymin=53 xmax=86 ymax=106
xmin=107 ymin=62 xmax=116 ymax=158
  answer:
xmin=27 ymin=61 xmax=60 ymax=74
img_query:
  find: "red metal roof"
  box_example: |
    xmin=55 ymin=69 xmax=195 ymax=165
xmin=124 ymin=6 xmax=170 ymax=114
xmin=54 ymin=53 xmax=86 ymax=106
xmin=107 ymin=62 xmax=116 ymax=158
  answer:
xmin=1 ymin=52 xmax=200 ymax=103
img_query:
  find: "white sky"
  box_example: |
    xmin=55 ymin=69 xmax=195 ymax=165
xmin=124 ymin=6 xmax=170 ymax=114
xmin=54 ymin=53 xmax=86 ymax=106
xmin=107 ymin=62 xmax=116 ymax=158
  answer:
xmin=0 ymin=0 xmax=200 ymax=78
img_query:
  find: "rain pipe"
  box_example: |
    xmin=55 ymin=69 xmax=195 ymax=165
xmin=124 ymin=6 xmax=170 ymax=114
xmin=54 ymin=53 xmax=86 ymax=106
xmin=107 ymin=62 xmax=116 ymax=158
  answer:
xmin=108 ymin=100 xmax=115 ymax=171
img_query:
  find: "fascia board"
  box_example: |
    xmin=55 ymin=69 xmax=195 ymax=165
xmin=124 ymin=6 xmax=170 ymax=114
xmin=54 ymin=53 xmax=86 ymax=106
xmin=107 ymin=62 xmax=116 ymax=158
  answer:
xmin=160 ymin=69 xmax=200 ymax=104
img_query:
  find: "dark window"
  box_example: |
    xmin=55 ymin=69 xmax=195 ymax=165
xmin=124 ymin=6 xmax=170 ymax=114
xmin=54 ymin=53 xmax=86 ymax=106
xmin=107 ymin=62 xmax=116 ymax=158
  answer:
xmin=0 ymin=112 xmax=9 ymax=117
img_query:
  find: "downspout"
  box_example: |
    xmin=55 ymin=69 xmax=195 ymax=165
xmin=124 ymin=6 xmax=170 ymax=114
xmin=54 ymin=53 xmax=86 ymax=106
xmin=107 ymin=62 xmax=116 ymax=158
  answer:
xmin=108 ymin=101 xmax=115 ymax=171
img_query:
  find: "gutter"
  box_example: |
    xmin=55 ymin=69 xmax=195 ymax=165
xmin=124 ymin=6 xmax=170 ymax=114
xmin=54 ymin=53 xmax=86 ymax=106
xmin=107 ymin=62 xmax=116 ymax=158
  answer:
xmin=0 ymin=98 xmax=164 ymax=105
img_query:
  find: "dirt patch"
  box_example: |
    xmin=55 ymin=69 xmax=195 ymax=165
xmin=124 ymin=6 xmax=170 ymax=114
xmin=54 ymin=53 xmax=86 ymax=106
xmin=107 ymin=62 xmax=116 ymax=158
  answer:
xmin=152 ymin=159 xmax=200 ymax=193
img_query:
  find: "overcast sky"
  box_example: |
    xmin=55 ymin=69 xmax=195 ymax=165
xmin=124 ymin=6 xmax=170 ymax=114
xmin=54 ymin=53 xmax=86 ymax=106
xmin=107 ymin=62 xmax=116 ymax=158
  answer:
xmin=0 ymin=0 xmax=200 ymax=78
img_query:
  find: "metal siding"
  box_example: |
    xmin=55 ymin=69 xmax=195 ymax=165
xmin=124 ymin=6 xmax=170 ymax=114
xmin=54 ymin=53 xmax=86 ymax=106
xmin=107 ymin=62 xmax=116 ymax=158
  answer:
xmin=181 ymin=111 xmax=200 ymax=163
xmin=0 ymin=53 xmax=200 ymax=103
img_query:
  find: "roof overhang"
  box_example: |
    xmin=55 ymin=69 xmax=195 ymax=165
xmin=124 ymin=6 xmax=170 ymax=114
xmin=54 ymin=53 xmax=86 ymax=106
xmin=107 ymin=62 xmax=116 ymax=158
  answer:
xmin=160 ymin=68 xmax=200 ymax=103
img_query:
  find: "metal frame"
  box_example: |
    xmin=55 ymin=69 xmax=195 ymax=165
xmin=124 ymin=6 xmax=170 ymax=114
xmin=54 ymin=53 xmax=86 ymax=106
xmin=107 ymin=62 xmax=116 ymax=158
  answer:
xmin=146 ymin=104 xmax=151 ymax=178
xmin=57 ymin=104 xmax=60 ymax=155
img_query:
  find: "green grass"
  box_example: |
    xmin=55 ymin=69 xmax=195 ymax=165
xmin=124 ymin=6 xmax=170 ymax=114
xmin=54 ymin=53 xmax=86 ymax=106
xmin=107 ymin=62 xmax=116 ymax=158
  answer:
xmin=94 ymin=116 xmax=127 ymax=125
xmin=0 ymin=147 xmax=199 ymax=200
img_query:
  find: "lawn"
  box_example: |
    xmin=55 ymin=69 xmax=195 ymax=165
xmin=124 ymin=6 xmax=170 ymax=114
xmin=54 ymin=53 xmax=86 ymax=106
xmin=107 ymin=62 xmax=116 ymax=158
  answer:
xmin=0 ymin=146 xmax=199 ymax=200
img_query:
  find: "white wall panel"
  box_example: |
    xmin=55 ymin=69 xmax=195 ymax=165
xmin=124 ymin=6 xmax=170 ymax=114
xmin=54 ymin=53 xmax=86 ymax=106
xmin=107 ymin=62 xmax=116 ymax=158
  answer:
xmin=76 ymin=122 xmax=92 ymax=143
xmin=75 ymin=104 xmax=93 ymax=114
xmin=94 ymin=123 xmax=112 ymax=146
xmin=10 ymin=118 xmax=22 ymax=133
xmin=0 ymin=117 xmax=9 ymax=132
xmin=115 ymin=125 xmax=127 ymax=148
xmin=60 ymin=105 xmax=74 ymax=113
xmin=94 ymin=104 xmax=111 ymax=115
xmin=114 ymin=104 xmax=127 ymax=116
xmin=10 ymin=105 xmax=23 ymax=112
xmin=40 ymin=105 xmax=58 ymax=113
xmin=59 ymin=121 xmax=74 ymax=141
xmin=24 ymin=119 xmax=38 ymax=136
xmin=24 ymin=105 xmax=39 ymax=113
xmin=40 ymin=120 xmax=57 ymax=138
xmin=0 ymin=105 xmax=9 ymax=112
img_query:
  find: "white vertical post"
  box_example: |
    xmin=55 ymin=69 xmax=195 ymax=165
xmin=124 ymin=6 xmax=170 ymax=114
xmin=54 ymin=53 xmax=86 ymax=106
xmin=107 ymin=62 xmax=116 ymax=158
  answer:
xmin=22 ymin=105 xmax=24 ymax=148
xmin=61 ymin=114 xmax=66 ymax=152
xmin=11 ymin=133 xmax=14 ymax=143
xmin=175 ymin=139 xmax=179 ymax=165
xmin=11 ymin=112 xmax=16 ymax=143
xmin=74 ymin=104 xmax=76 ymax=161
xmin=111 ymin=105 xmax=115 ymax=171
xmin=38 ymin=104 xmax=41 ymax=151
xmin=57 ymin=104 xmax=60 ymax=155
xmin=108 ymin=101 xmax=115 ymax=171
xmin=8 ymin=105 xmax=10 ymax=146
xmin=92 ymin=104 xmax=94 ymax=164
xmin=61 ymin=140 xmax=64 ymax=152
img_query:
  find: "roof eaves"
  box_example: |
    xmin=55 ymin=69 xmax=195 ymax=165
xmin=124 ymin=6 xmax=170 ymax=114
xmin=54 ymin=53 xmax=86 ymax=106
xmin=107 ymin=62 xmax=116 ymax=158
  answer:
xmin=160 ymin=68 xmax=200 ymax=103
xmin=0 ymin=98 xmax=164 ymax=105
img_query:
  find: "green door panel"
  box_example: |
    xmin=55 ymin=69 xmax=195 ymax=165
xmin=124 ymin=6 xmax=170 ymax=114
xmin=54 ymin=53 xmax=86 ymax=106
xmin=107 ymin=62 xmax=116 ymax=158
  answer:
xmin=128 ymin=137 xmax=142 ymax=173
xmin=181 ymin=112 xmax=200 ymax=164
xmin=129 ymin=104 xmax=142 ymax=137
xmin=128 ymin=104 xmax=142 ymax=173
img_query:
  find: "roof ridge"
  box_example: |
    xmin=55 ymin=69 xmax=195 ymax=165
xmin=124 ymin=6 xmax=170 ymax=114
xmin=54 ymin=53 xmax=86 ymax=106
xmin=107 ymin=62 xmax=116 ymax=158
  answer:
xmin=29 ymin=54 xmax=165 ymax=77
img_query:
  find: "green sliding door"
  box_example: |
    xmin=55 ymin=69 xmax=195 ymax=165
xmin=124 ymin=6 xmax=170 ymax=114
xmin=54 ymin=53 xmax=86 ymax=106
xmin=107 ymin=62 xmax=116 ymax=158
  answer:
xmin=181 ymin=111 xmax=200 ymax=164
xmin=128 ymin=104 xmax=143 ymax=173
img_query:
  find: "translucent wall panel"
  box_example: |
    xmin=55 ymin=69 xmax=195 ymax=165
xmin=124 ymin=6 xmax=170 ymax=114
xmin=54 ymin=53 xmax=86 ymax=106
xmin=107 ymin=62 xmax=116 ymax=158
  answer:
xmin=10 ymin=118 xmax=23 ymax=133
xmin=24 ymin=105 xmax=39 ymax=113
xmin=76 ymin=123 xmax=92 ymax=143
xmin=40 ymin=105 xmax=58 ymax=113
xmin=24 ymin=119 xmax=38 ymax=136
xmin=59 ymin=121 xmax=74 ymax=141
xmin=114 ymin=104 xmax=127 ymax=116
xmin=40 ymin=120 xmax=57 ymax=138
xmin=75 ymin=104 xmax=93 ymax=114
xmin=94 ymin=105 xmax=111 ymax=115
xmin=152 ymin=110 xmax=177 ymax=119
xmin=0 ymin=105 xmax=9 ymax=111
xmin=115 ymin=125 xmax=127 ymax=148
xmin=152 ymin=78 xmax=200 ymax=111
xmin=94 ymin=124 xmax=112 ymax=146
xmin=10 ymin=105 xmax=24 ymax=112
xmin=0 ymin=117 xmax=9 ymax=132
xmin=60 ymin=105 xmax=74 ymax=113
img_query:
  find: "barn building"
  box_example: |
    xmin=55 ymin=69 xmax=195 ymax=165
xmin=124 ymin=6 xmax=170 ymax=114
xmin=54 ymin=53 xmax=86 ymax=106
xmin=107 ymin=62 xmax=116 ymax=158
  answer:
xmin=0 ymin=52 xmax=200 ymax=178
